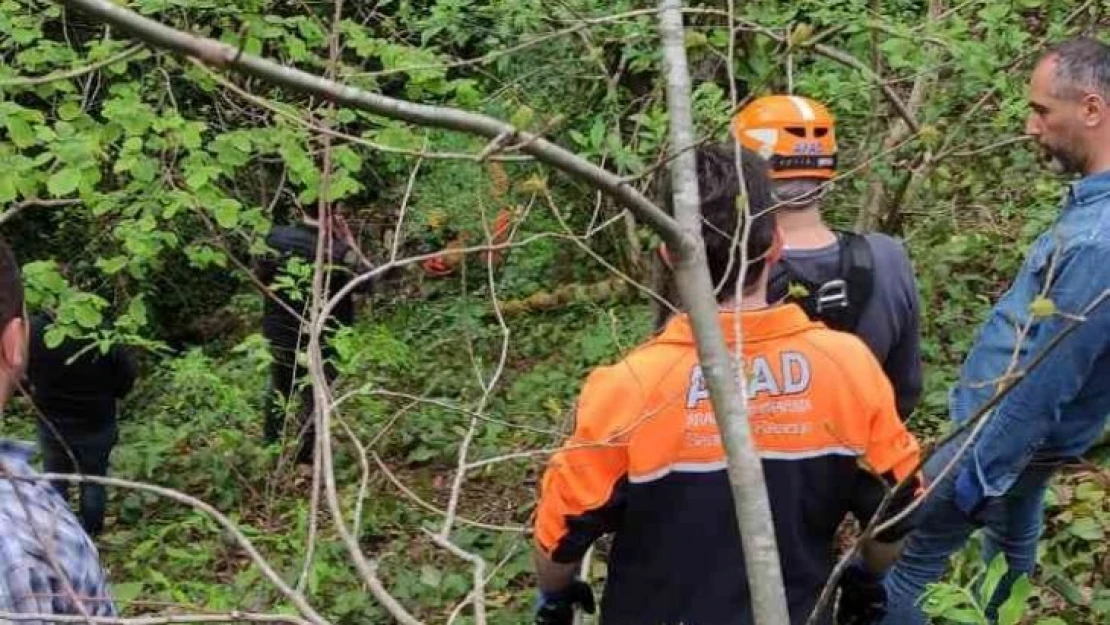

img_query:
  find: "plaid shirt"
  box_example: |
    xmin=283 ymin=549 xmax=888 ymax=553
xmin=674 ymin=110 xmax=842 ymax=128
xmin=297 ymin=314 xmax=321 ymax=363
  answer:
xmin=0 ymin=439 xmax=116 ymax=621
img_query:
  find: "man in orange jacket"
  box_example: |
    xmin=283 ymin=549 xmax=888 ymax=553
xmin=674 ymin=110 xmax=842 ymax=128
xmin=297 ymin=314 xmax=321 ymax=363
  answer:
xmin=532 ymin=143 xmax=923 ymax=625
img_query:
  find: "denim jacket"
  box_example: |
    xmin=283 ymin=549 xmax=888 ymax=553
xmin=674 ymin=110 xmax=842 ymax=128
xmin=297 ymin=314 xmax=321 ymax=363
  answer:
xmin=951 ymin=170 xmax=1110 ymax=510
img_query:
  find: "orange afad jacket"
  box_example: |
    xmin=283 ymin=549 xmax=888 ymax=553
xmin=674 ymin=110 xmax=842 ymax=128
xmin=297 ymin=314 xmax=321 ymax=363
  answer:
xmin=535 ymin=305 xmax=922 ymax=625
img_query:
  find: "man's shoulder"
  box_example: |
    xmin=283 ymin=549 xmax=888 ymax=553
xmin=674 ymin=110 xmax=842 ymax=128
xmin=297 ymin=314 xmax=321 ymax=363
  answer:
xmin=860 ymin=232 xmax=912 ymax=266
xmin=585 ymin=339 xmax=689 ymax=390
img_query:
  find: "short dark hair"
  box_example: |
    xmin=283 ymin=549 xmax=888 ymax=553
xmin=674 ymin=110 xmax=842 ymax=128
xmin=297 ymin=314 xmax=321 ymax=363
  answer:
xmin=660 ymin=142 xmax=775 ymax=301
xmin=0 ymin=237 xmax=24 ymax=329
xmin=1048 ymin=37 xmax=1110 ymax=100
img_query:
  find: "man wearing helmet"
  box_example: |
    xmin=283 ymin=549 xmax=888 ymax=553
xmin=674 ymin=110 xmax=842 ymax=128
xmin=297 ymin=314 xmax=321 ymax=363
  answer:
xmin=733 ymin=95 xmax=923 ymax=420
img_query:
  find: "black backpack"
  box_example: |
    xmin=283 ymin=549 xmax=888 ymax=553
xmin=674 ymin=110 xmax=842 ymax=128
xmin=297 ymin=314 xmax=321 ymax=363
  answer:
xmin=767 ymin=230 xmax=875 ymax=332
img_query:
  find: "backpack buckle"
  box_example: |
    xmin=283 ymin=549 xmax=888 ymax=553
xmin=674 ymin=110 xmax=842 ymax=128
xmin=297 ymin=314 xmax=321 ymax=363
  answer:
xmin=815 ymin=279 xmax=849 ymax=313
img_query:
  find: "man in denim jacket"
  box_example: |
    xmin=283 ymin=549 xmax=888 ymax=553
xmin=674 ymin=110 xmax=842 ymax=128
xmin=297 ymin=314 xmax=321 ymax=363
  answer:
xmin=881 ymin=37 xmax=1110 ymax=624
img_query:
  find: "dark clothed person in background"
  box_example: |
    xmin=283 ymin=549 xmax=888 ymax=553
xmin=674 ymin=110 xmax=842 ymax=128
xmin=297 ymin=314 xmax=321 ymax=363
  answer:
xmin=28 ymin=313 xmax=136 ymax=537
xmin=254 ymin=212 xmax=371 ymax=463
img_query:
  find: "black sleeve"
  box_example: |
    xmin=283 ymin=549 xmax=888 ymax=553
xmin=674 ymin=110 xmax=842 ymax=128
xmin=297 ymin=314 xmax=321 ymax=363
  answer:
xmin=850 ymin=469 xmax=921 ymax=543
xmin=113 ymin=346 xmax=138 ymax=398
xmin=882 ymin=243 xmax=924 ymax=420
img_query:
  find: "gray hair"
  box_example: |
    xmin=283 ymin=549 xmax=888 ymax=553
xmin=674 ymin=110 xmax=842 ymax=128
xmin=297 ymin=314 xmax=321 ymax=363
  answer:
xmin=1048 ymin=37 xmax=1110 ymax=100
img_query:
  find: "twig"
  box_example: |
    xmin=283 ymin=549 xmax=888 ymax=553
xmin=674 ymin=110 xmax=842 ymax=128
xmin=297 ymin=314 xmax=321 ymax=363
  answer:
xmin=0 ymin=44 xmax=144 ymax=87
xmin=193 ymin=62 xmax=532 ymax=163
xmin=389 ymin=149 xmax=424 ymax=264
xmin=423 ymin=529 xmax=488 ymax=625
xmin=332 ymin=387 xmax=561 ymax=435
xmin=296 ymin=3 xmax=422 ymax=621
xmin=332 ymin=412 xmax=373 ymax=537
xmin=543 ymin=190 xmax=678 ymax=316
xmin=371 ymin=452 xmax=527 ymax=533
xmin=1 ymin=472 xmax=331 ymax=625
xmin=942 ymin=135 xmax=1031 ymax=160
xmin=474 ymin=130 xmax=516 ymax=162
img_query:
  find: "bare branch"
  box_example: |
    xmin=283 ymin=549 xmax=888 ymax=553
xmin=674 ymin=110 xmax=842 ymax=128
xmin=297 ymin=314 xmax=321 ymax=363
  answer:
xmin=371 ymin=452 xmax=527 ymax=533
xmin=0 ymin=44 xmax=144 ymax=87
xmin=657 ymin=3 xmax=790 ymax=624
xmin=193 ymin=62 xmax=532 ymax=163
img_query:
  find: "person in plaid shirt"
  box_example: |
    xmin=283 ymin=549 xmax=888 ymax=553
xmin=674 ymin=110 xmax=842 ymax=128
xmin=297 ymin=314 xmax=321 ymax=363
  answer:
xmin=0 ymin=237 xmax=116 ymax=620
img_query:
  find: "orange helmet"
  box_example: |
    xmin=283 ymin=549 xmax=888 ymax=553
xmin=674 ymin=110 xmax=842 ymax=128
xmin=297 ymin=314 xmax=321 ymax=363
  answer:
xmin=732 ymin=95 xmax=837 ymax=180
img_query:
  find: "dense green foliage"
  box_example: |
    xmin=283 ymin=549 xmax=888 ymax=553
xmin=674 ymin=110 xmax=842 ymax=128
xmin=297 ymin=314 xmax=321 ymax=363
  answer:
xmin=1 ymin=0 xmax=1108 ymax=623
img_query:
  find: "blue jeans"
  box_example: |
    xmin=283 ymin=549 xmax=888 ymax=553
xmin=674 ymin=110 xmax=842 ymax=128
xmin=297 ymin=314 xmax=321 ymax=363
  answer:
xmin=880 ymin=435 xmax=1061 ymax=625
xmin=38 ymin=423 xmax=118 ymax=537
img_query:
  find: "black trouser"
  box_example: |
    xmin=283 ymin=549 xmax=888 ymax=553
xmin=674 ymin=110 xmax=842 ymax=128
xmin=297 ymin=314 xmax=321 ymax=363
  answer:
xmin=262 ymin=336 xmax=338 ymax=464
xmin=37 ymin=421 xmax=117 ymax=536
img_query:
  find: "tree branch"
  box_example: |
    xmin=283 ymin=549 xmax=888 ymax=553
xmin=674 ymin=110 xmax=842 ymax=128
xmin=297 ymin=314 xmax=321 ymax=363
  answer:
xmin=657 ymin=2 xmax=790 ymax=624
xmin=0 ymin=44 xmax=144 ymax=87
xmin=61 ymin=0 xmax=679 ymax=241
xmin=192 ymin=61 xmax=532 ymax=163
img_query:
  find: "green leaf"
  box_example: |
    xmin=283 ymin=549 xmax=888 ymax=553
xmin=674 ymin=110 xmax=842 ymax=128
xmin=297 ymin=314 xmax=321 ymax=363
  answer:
xmin=47 ymin=168 xmax=82 ymax=197
xmin=96 ymin=256 xmax=128 ymax=275
xmin=1046 ymin=573 xmax=1086 ymax=605
xmin=186 ymin=170 xmax=210 ymax=190
xmin=419 ymin=565 xmax=442 ymax=587
xmin=213 ymin=200 xmax=241 ymax=228
xmin=57 ymin=102 xmax=83 ymax=121
xmin=44 ymin=327 xmax=66 ymax=349
xmin=0 ymin=176 xmax=16 ymax=204
xmin=940 ymin=607 xmax=989 ymax=624
xmin=131 ymin=157 xmax=157 ymax=184
xmin=1034 ymin=619 xmax=1068 ymax=625
xmin=1074 ymin=481 xmax=1103 ymax=501
xmin=978 ymin=553 xmax=1008 ymax=607
xmin=996 ymin=575 xmax=1033 ymax=625
xmin=73 ymin=302 xmax=103 ymax=329
xmin=110 ymin=581 xmax=144 ymax=605
xmin=127 ymin=297 xmax=148 ymax=327
xmin=1029 ymin=296 xmax=1056 ymax=318
xmin=510 ymin=105 xmax=535 ymax=130
xmin=1067 ymin=517 xmax=1103 ymax=541
xmin=5 ymin=117 xmax=36 ymax=148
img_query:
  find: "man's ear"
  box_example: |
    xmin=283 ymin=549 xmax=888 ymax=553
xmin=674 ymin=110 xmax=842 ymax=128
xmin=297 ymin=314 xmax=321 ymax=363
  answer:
xmin=1081 ymin=93 xmax=1106 ymax=128
xmin=0 ymin=317 xmax=26 ymax=375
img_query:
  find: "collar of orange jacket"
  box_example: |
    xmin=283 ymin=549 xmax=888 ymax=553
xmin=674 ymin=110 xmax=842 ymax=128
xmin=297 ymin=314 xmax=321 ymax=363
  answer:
xmin=656 ymin=304 xmax=820 ymax=345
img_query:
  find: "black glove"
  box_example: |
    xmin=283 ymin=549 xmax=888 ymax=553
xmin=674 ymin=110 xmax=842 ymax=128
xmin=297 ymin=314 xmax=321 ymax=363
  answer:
xmin=534 ymin=580 xmax=596 ymax=625
xmin=836 ymin=562 xmax=887 ymax=625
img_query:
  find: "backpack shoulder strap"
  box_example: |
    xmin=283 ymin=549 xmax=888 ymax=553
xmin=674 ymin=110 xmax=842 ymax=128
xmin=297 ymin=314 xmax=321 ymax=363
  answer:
xmin=835 ymin=230 xmax=875 ymax=331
